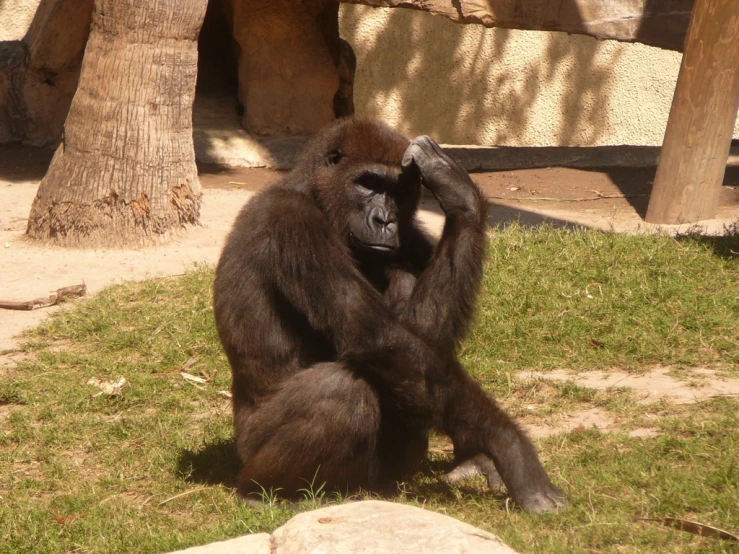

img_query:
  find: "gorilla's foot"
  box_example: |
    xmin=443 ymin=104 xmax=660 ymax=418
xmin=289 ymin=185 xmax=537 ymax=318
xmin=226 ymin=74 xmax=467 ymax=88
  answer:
xmin=515 ymin=484 xmax=567 ymax=514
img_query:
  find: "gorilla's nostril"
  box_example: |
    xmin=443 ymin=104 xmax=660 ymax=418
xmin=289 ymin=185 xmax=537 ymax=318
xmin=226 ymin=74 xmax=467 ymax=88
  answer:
xmin=372 ymin=215 xmax=387 ymax=227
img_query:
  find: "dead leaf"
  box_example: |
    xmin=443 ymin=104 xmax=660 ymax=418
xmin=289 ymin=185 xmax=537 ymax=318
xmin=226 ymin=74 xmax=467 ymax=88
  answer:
xmin=87 ymin=377 xmax=127 ymax=397
xmin=639 ymin=517 xmax=739 ymax=542
xmin=181 ymin=372 xmax=207 ymax=384
xmin=54 ymin=512 xmax=79 ymax=525
xmin=589 ymin=339 xmax=605 ymax=348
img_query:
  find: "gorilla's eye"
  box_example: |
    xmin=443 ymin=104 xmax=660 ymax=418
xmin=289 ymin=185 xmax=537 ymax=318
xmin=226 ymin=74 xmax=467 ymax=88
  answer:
xmin=326 ymin=149 xmax=344 ymax=166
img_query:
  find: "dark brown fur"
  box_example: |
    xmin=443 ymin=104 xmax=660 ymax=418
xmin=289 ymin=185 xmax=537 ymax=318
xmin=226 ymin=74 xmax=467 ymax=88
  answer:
xmin=213 ymin=117 xmax=566 ymax=512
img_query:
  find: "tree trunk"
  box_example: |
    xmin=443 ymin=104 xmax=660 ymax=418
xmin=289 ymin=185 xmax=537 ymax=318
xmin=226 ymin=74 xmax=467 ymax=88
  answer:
xmin=26 ymin=0 xmax=208 ymax=247
xmin=645 ymin=0 xmax=739 ymax=224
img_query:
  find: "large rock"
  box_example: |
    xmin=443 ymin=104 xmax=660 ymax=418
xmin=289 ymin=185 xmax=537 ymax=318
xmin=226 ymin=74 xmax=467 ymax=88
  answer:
xmin=231 ymin=0 xmax=341 ymax=136
xmin=0 ymin=0 xmax=93 ymax=146
xmin=169 ymin=500 xmax=519 ymax=554
xmin=169 ymin=534 xmax=272 ymax=554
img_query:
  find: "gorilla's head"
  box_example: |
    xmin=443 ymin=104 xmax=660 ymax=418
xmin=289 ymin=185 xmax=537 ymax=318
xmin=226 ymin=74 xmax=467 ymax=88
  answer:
xmin=294 ymin=118 xmax=422 ymax=256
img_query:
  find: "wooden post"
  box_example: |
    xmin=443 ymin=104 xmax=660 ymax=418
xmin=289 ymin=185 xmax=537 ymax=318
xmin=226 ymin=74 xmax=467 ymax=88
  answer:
xmin=645 ymin=0 xmax=739 ymax=224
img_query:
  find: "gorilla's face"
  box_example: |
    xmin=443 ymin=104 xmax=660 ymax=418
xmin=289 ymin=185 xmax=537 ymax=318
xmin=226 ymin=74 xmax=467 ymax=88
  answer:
xmin=347 ymin=164 xmax=403 ymax=254
xmin=306 ymin=118 xmax=421 ymax=257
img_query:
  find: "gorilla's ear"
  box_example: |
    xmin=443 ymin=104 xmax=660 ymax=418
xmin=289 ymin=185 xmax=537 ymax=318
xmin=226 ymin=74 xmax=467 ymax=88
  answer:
xmin=326 ymin=149 xmax=344 ymax=166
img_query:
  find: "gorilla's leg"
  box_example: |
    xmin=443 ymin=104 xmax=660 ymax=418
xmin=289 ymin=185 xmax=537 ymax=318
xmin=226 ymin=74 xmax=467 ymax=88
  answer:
xmin=438 ymin=363 xmax=567 ymax=513
xmin=235 ymin=363 xmax=382 ymax=498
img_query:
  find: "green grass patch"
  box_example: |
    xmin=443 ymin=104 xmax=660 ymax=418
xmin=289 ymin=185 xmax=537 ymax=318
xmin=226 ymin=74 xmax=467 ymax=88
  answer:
xmin=467 ymin=224 xmax=739 ymax=378
xmin=1 ymin=226 xmax=737 ymax=553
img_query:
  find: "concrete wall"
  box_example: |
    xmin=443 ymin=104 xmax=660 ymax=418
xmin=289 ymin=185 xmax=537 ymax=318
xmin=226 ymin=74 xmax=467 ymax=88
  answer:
xmin=340 ymin=5 xmax=739 ymax=146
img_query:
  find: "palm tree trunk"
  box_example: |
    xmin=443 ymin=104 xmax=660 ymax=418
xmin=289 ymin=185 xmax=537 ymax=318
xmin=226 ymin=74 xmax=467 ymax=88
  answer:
xmin=26 ymin=0 xmax=208 ymax=246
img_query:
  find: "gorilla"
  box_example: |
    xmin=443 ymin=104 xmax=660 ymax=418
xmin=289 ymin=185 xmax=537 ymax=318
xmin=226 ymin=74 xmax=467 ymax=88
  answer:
xmin=213 ymin=117 xmax=566 ymax=513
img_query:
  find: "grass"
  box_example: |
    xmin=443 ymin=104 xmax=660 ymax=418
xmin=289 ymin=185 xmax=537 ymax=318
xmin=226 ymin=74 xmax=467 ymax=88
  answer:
xmin=1 ymin=224 xmax=737 ymax=553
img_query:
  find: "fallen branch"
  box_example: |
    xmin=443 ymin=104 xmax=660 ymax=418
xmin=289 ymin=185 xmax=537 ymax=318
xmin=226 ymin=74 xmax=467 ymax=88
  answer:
xmin=0 ymin=284 xmax=87 ymax=311
xmin=157 ymin=486 xmax=219 ymax=506
xmin=639 ymin=517 xmax=739 ymax=542
xmin=489 ymin=194 xmax=649 ymax=203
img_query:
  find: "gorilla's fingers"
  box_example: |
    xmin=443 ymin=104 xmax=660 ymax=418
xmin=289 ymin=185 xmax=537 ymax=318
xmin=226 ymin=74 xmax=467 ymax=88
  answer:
xmin=403 ymin=136 xmax=483 ymax=216
xmin=401 ymin=144 xmax=417 ymax=170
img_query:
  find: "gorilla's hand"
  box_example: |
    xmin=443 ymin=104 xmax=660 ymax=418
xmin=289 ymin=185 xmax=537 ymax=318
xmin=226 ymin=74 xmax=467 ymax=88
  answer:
xmin=402 ymin=135 xmax=482 ymax=215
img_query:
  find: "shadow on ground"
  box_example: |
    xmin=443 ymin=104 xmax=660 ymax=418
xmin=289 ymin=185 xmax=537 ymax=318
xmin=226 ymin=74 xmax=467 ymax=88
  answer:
xmin=175 ymin=438 xmax=507 ymax=508
xmin=177 ymin=438 xmax=240 ymax=488
xmin=672 ymin=225 xmax=739 ymax=260
xmin=2 ymin=142 xmax=737 ymax=236
xmin=602 ymin=165 xmax=739 ymax=219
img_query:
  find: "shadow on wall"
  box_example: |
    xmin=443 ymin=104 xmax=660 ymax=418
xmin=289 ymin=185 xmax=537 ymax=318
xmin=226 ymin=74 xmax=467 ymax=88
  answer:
xmin=340 ymin=4 xmax=622 ymax=147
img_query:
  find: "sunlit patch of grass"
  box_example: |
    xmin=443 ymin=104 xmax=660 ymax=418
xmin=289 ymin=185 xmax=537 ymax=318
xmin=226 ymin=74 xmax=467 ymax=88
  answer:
xmin=1 ymin=228 xmax=737 ymax=553
xmin=466 ymin=223 xmax=739 ymax=376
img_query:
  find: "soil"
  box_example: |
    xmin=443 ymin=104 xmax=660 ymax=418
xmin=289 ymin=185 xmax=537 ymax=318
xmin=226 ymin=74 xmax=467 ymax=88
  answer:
xmin=1 ymin=146 xmax=737 ymax=437
xmin=518 ymin=368 xmax=739 ymax=438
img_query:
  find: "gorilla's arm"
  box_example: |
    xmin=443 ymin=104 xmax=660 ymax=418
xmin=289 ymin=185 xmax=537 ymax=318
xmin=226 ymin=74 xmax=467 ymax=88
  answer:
xmin=399 ymin=137 xmax=488 ymax=352
xmin=241 ymin=186 xmax=439 ymax=412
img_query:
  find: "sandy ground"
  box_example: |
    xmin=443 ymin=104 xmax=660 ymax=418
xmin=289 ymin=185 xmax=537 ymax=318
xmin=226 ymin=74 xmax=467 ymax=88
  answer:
xmin=0 ymin=179 xmax=254 ymax=351
xmin=519 ymin=368 xmax=739 ymax=438
xmin=1 ymin=148 xmax=738 ymax=433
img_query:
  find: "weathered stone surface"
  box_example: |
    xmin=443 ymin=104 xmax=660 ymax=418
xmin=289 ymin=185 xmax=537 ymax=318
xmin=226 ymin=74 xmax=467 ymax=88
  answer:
xmin=340 ymin=0 xmax=693 ymax=52
xmin=168 ymin=500 xmax=519 ymax=554
xmin=273 ymin=500 xmax=518 ymax=554
xmin=0 ymin=0 xmax=93 ymax=146
xmin=169 ymin=533 xmax=272 ymax=554
xmin=334 ymin=38 xmax=356 ymax=117
xmin=193 ymin=92 xmax=308 ymax=169
xmin=231 ymin=0 xmax=341 ymax=136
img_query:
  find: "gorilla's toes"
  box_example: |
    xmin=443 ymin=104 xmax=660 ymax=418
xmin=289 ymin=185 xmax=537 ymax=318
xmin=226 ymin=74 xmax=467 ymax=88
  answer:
xmin=516 ymin=486 xmax=567 ymax=514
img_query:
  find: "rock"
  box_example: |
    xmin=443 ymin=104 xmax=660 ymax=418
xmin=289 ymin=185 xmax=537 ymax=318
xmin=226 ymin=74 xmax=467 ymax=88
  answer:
xmin=169 ymin=533 xmax=272 ymax=554
xmin=274 ymin=500 xmax=519 ymax=553
xmin=333 ymin=38 xmax=356 ymax=118
xmin=168 ymin=500 xmax=519 ymax=554
xmin=231 ymin=0 xmax=341 ymax=136
xmin=0 ymin=0 xmax=92 ymax=146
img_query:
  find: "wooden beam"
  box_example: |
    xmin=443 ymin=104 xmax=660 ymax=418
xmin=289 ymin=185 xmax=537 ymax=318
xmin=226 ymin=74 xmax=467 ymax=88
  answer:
xmin=340 ymin=0 xmax=693 ymax=51
xmin=645 ymin=0 xmax=739 ymax=224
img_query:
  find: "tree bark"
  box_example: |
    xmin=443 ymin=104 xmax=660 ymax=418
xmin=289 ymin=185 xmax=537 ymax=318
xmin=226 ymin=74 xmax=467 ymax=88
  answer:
xmin=26 ymin=0 xmax=208 ymax=246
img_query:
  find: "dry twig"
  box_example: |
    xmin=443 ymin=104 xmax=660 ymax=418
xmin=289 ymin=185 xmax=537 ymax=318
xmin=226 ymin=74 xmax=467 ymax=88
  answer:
xmin=488 ymin=193 xmax=649 ymax=203
xmin=158 ymin=486 xmax=217 ymax=506
xmin=0 ymin=284 xmax=87 ymax=311
xmin=639 ymin=517 xmax=739 ymax=542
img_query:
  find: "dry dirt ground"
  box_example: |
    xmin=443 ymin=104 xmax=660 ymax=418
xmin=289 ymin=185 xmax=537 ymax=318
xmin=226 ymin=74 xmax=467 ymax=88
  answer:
xmin=1 ymin=145 xmax=738 ymax=436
